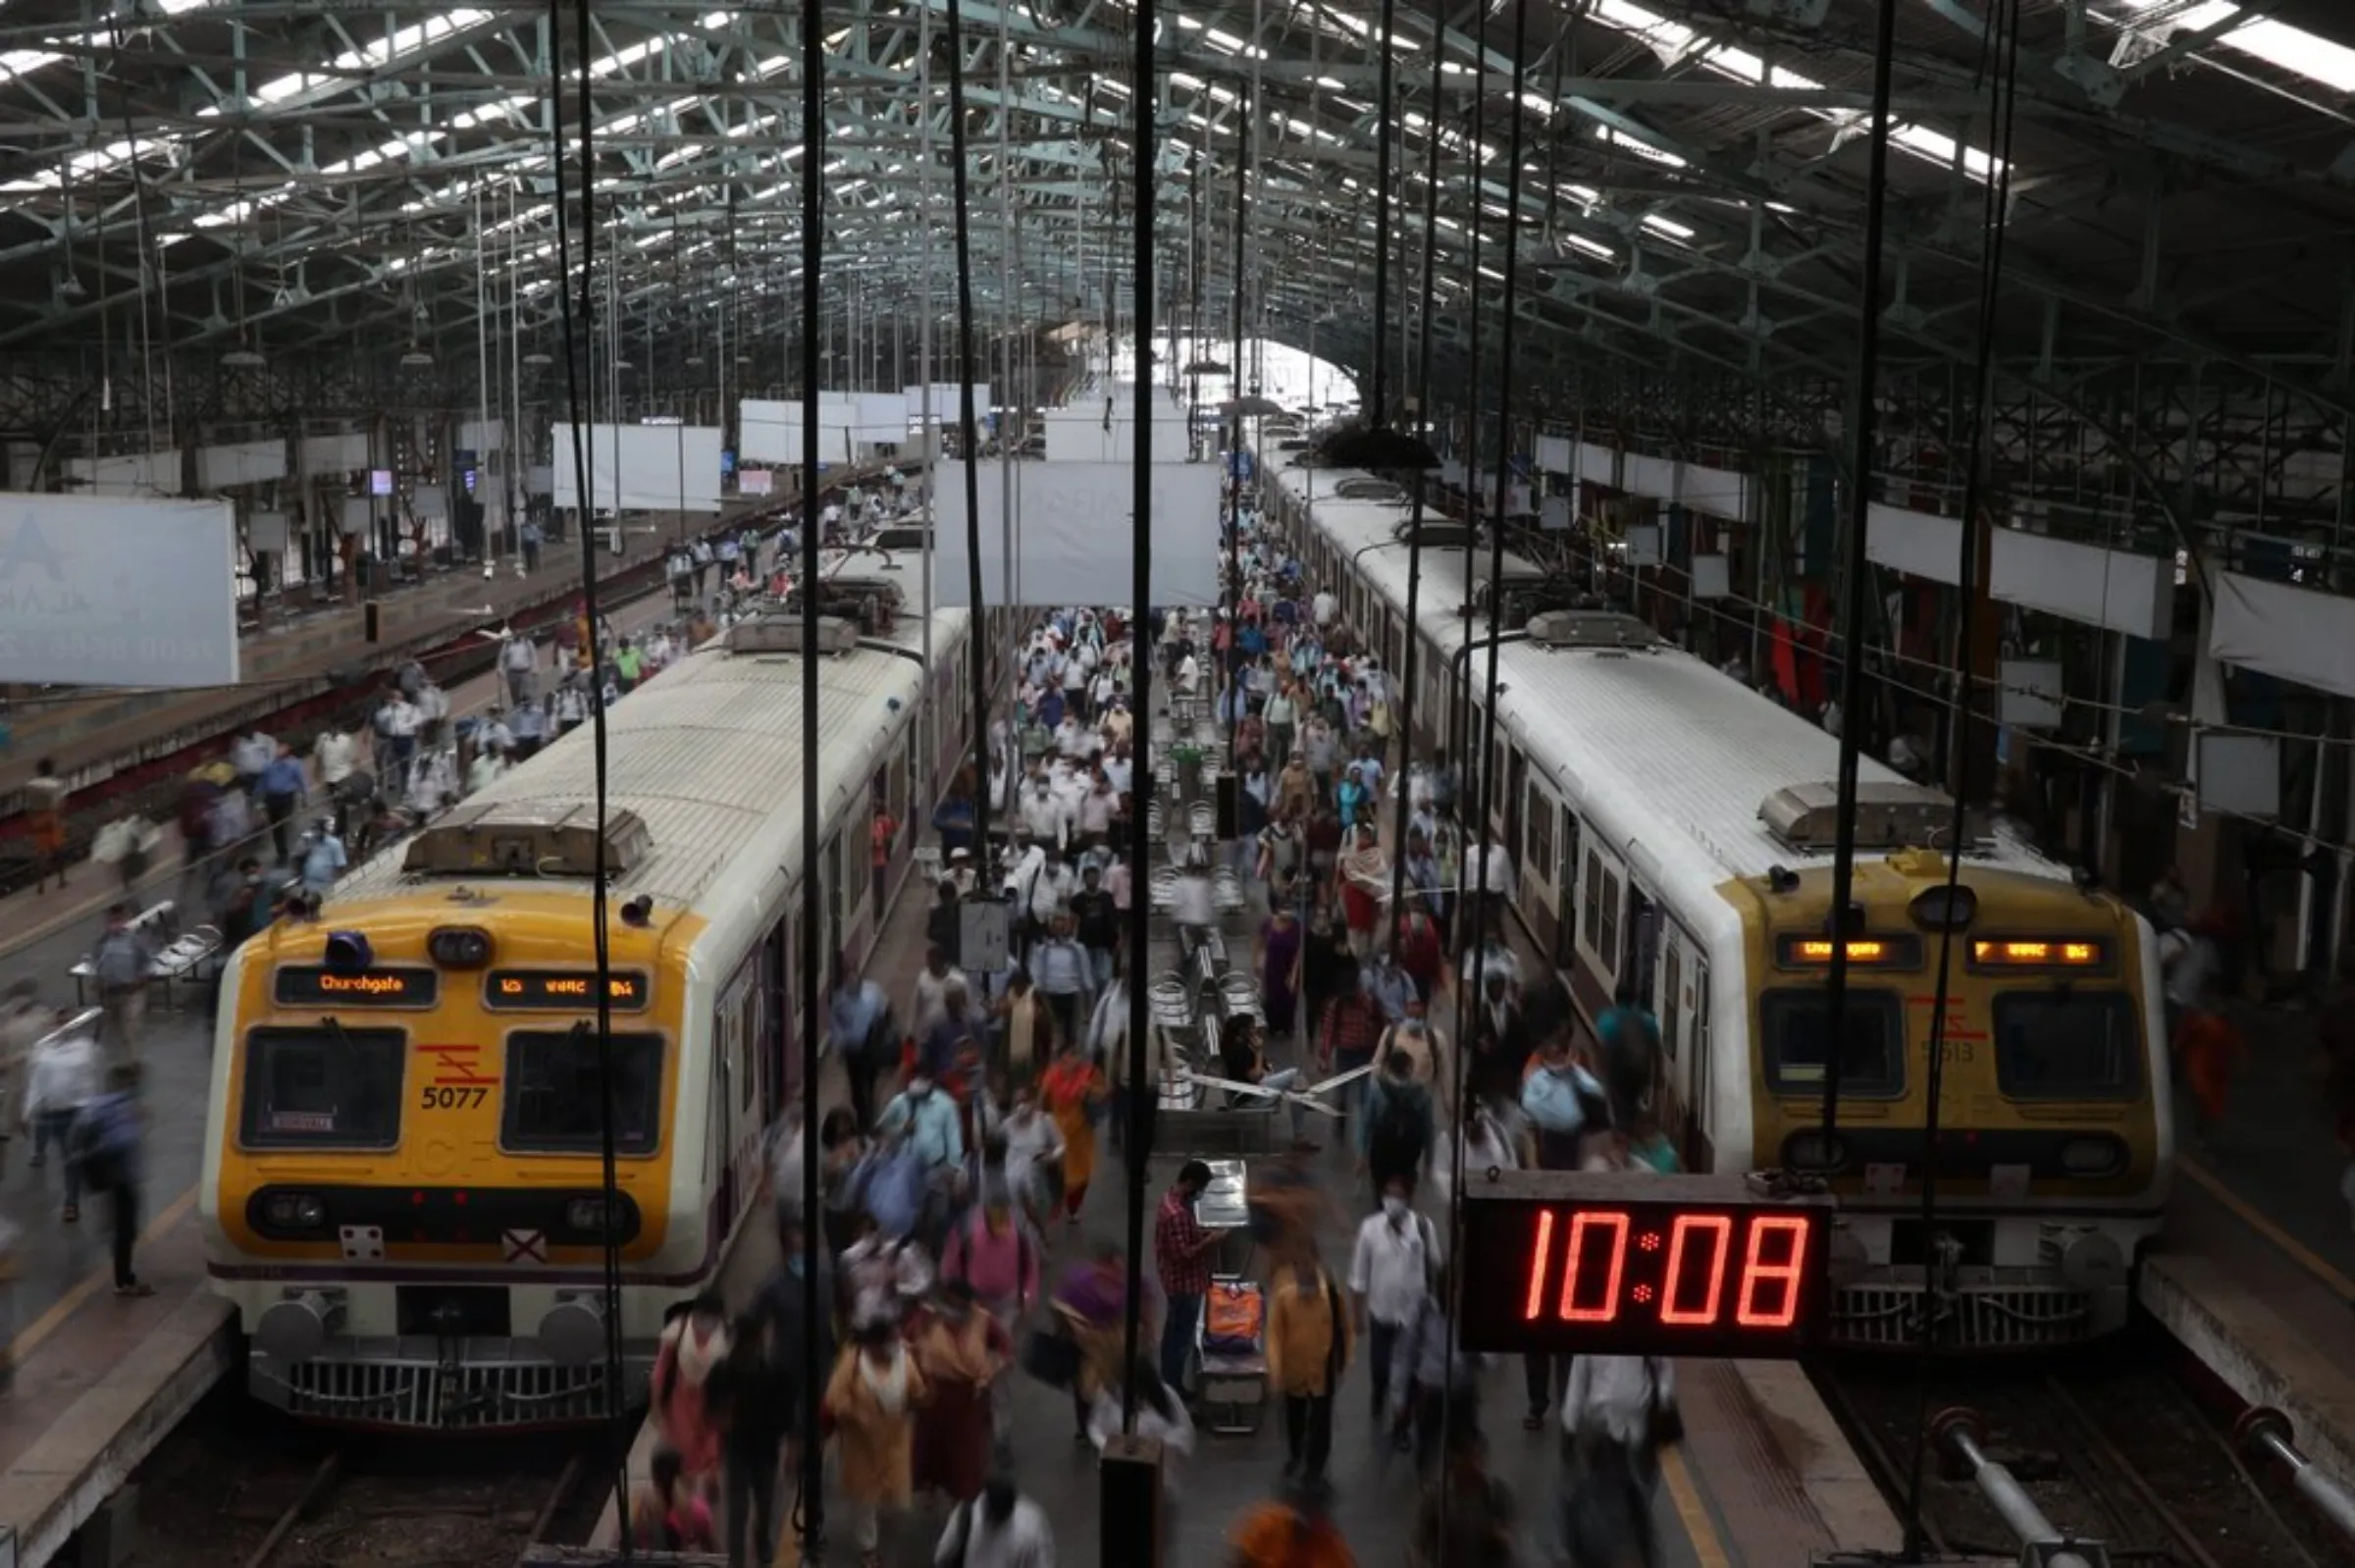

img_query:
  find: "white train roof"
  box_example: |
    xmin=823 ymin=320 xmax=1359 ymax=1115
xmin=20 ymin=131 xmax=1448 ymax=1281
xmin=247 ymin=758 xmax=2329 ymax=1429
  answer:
xmin=337 ymin=606 xmax=968 ymax=918
xmin=1262 ymin=441 xmax=2060 ymax=896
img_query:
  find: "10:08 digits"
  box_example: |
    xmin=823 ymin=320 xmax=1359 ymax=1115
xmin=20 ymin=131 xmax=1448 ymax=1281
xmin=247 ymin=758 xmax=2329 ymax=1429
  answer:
xmin=1521 ymin=1209 xmax=1812 ymax=1329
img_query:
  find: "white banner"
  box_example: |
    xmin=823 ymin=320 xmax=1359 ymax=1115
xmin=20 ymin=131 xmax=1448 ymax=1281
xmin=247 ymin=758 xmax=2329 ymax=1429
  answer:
xmin=931 ymin=461 xmax=1222 ymax=606
xmin=550 ymin=423 xmax=724 ymax=513
xmin=0 ymin=493 xmax=239 ymax=687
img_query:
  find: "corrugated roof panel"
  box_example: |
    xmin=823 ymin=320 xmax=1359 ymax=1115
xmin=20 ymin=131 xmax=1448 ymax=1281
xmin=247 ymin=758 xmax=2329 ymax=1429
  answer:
xmin=337 ymin=611 xmax=962 ymax=915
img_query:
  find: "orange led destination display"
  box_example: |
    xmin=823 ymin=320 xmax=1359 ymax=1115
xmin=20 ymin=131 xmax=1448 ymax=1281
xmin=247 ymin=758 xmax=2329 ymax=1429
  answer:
xmin=1969 ymin=938 xmax=2107 ymax=969
xmin=484 ymin=969 xmax=651 ymax=1011
xmin=274 ymin=967 xmax=440 ymax=1008
xmin=1773 ymin=933 xmax=1924 ymax=969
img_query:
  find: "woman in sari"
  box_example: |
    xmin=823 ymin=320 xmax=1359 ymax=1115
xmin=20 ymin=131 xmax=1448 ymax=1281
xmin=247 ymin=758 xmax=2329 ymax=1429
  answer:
xmin=1038 ymin=1036 xmax=1106 ymax=1227
xmin=910 ymin=1281 xmax=1010 ymax=1505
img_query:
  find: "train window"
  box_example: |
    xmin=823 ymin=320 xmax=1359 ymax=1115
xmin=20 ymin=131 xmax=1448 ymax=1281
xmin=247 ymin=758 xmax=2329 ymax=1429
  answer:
xmin=1582 ymin=852 xmax=1604 ymax=958
xmin=1991 ymin=992 xmax=2141 ymax=1100
xmin=1760 ymin=989 xmax=1905 ymax=1096
xmin=1597 ymin=869 xmax=1623 ymax=981
xmin=1525 ymin=786 xmax=1554 ymax=889
xmin=500 ymin=1030 xmax=665 ymax=1154
xmin=1661 ymin=944 xmax=1683 ymax=1064
xmin=238 ymin=1026 xmax=406 ymax=1149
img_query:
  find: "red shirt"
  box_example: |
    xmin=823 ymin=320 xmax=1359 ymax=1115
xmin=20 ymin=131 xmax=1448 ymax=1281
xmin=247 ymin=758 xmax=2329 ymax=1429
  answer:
xmin=1155 ymin=1186 xmax=1214 ymax=1298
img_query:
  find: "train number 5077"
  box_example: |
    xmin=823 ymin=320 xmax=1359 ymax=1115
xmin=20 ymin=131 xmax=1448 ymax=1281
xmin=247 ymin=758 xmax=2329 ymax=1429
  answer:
xmin=419 ymin=1085 xmax=490 ymax=1110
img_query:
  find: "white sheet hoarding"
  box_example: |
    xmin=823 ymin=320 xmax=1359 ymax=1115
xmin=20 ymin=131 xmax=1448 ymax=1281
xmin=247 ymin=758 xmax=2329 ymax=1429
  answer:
xmin=0 ymin=493 xmax=238 ymax=687
xmin=931 ymin=460 xmax=1221 ymax=606
xmin=550 ymin=423 xmax=724 ymax=513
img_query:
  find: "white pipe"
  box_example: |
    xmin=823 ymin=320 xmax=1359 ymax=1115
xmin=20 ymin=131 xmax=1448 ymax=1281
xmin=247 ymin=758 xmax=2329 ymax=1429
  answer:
xmin=475 ymin=182 xmax=497 ymax=567
xmin=918 ymin=0 xmax=935 ymax=701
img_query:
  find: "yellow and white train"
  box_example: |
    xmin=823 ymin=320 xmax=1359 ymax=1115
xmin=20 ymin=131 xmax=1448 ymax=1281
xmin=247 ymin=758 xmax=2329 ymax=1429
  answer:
xmin=201 ymin=601 xmax=994 ymax=1428
xmin=1260 ymin=434 xmax=2174 ymax=1350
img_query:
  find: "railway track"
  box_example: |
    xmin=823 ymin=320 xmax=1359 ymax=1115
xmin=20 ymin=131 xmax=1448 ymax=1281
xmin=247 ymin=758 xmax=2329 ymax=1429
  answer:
xmin=1812 ymin=1332 xmax=2346 ymax=1568
xmin=120 ymin=1385 xmax=621 ymax=1568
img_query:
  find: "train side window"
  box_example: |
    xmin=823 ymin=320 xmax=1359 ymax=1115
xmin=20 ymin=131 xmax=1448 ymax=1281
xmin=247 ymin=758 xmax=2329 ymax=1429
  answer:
xmin=1991 ymin=992 xmax=2141 ymax=1099
xmin=1760 ymin=989 xmax=1905 ymax=1096
xmin=1597 ymin=869 xmax=1623 ymax=980
xmin=239 ymin=1025 xmax=406 ymax=1150
xmin=501 ymin=1030 xmax=665 ymax=1154
xmin=1525 ymin=785 xmax=1554 ymax=890
xmin=1582 ymin=851 xmax=1604 ymax=953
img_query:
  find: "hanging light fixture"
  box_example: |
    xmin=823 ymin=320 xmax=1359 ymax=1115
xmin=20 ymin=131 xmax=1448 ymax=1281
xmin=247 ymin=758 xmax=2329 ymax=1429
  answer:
xmin=222 ymin=347 xmax=266 ymax=368
xmin=400 ymin=348 xmax=435 ymax=368
xmin=522 ymin=351 xmax=553 ymax=367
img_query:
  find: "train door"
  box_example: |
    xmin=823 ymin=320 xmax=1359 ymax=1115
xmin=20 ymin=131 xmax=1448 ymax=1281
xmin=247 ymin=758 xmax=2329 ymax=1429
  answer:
xmin=763 ymin=915 xmax=789 ymax=1123
xmin=1656 ymin=926 xmax=1698 ymax=1152
xmin=1688 ymin=953 xmax=1714 ymax=1172
xmin=1553 ymin=810 xmax=1584 ymax=972
xmin=712 ymin=963 xmax=760 ymax=1243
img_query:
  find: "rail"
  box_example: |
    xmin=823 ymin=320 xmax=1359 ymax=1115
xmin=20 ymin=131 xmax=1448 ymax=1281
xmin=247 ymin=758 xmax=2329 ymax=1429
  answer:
xmin=2238 ymin=1407 xmax=2355 ymax=1549
xmin=1931 ymin=1408 xmax=2110 ymax=1568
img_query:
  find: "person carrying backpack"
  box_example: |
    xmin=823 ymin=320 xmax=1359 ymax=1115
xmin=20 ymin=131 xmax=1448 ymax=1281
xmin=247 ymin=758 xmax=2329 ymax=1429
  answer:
xmin=938 ymin=1194 xmax=1042 ymax=1330
xmin=1358 ymin=1049 xmax=1434 ymax=1198
xmin=72 ymin=1063 xmax=150 ymax=1296
xmin=1596 ymin=983 xmax=1662 ymax=1131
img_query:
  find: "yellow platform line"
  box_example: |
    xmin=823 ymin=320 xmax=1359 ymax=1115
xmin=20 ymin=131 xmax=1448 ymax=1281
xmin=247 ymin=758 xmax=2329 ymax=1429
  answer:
xmin=1662 ymin=1444 xmax=1733 ymax=1568
xmin=8 ymin=1185 xmax=199 ymax=1367
xmin=2179 ymin=1155 xmax=2355 ymax=1303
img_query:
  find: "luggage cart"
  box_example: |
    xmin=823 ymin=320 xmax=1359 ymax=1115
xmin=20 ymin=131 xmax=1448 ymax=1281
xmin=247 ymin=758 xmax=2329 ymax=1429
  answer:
xmin=1194 ymin=1276 xmax=1269 ymax=1436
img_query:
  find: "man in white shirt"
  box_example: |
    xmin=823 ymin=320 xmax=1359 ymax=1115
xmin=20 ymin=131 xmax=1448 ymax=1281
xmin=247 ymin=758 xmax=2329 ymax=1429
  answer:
xmin=1018 ymin=773 xmax=1073 ymax=851
xmin=1350 ymin=1176 xmax=1440 ymax=1434
xmin=500 ymin=633 xmax=538 ymax=705
xmin=911 ymin=945 xmax=968 ymax=1036
xmin=313 ymin=727 xmax=357 ymax=788
xmin=1026 ymin=853 xmax=1077 ymax=934
xmin=1313 ymin=588 xmax=1337 ymax=627
xmin=937 ymin=1477 xmax=1055 ymax=1568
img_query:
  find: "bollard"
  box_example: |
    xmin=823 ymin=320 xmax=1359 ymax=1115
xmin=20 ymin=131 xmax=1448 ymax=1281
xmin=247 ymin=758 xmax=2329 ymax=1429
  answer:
xmin=2237 ymin=1408 xmax=2355 ymax=1548
xmin=1930 ymin=1409 xmax=2108 ymax=1568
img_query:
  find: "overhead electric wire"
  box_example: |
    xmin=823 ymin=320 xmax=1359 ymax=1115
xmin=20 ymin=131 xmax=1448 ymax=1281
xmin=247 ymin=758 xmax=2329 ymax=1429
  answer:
xmin=1900 ymin=0 xmax=2025 ymax=1553
xmin=792 ymin=0 xmax=827 ymax=1557
xmin=546 ymin=0 xmax=632 ymax=1546
xmin=1817 ymin=0 xmax=1905 ymax=1154
xmin=1119 ymin=0 xmax=1157 ymax=1432
xmin=946 ymin=0 xmax=995 ymax=860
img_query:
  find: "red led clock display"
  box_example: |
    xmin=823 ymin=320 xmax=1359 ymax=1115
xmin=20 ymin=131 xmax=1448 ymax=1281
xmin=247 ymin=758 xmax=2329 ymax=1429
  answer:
xmin=1457 ymin=1173 xmax=1830 ymax=1359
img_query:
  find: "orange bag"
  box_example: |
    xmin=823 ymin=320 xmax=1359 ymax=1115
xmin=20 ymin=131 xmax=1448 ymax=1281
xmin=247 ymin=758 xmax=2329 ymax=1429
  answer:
xmin=1203 ymin=1281 xmax=1265 ymax=1353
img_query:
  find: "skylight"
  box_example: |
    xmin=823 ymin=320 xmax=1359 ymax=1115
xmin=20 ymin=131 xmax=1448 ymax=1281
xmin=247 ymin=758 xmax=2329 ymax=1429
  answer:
xmin=0 ymin=49 xmax=62 ymax=82
xmin=2112 ymin=0 xmax=2355 ymax=93
xmin=1584 ymin=0 xmax=2005 ymax=180
xmin=1565 ymin=235 xmax=1616 ymax=262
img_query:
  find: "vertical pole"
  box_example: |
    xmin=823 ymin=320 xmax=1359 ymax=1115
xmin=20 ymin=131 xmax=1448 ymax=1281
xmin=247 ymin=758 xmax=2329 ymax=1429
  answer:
xmin=1122 ymin=0 xmax=1156 ymax=1435
xmin=919 ymin=1 xmax=936 ymax=683
xmin=1819 ymin=0 xmax=1902 ymax=1151
xmin=796 ymin=0 xmax=827 ymax=1553
xmin=948 ymin=0 xmax=994 ymax=858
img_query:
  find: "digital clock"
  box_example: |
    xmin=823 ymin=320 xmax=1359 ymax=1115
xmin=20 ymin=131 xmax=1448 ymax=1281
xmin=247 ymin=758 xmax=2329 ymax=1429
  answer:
xmin=1456 ymin=1171 xmax=1832 ymax=1359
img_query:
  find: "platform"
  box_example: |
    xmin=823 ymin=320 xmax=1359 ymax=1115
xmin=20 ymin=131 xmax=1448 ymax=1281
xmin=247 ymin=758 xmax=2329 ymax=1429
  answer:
xmin=2134 ymin=994 xmax=2355 ymax=1496
xmin=584 ymin=850 xmax=1899 ymax=1564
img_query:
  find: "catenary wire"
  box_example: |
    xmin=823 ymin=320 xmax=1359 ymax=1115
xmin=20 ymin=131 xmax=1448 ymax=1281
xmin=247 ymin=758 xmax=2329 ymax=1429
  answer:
xmin=545 ymin=0 xmax=633 ymax=1546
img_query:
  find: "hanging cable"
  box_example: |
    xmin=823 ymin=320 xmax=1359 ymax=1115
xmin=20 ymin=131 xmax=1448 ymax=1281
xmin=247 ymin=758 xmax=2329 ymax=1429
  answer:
xmin=790 ymin=0 xmax=829 ymax=1557
xmin=1900 ymin=1 xmax=2024 ymax=1554
xmin=946 ymin=0 xmax=995 ymax=862
xmin=546 ymin=0 xmax=631 ymax=1546
xmin=1817 ymin=0 xmax=1904 ymax=1152
xmin=1120 ymin=0 xmax=1157 ymax=1432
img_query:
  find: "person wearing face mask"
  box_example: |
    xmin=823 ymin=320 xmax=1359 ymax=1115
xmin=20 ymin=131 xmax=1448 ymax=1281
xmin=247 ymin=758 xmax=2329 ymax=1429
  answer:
xmin=877 ymin=1070 xmax=966 ymax=1181
xmin=1349 ymin=1176 xmax=1440 ymax=1439
xmin=1520 ymin=1036 xmax=1611 ymax=1173
xmin=1153 ymin=1161 xmax=1233 ymax=1397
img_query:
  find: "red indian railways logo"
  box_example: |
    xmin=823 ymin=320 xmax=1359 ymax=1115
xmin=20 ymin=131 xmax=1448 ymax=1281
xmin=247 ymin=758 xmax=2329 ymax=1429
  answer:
xmin=420 ymin=1043 xmax=499 ymax=1086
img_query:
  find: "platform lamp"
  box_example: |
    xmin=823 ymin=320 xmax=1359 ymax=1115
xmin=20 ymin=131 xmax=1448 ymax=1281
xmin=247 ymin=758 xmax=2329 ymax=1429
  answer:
xmin=399 ymin=348 xmax=435 ymax=369
xmin=221 ymin=346 xmax=267 ymax=369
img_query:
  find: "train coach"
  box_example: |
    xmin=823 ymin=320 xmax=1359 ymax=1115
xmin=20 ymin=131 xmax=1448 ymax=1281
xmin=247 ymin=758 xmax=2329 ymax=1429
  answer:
xmin=200 ymin=601 xmax=983 ymax=1429
xmin=1259 ymin=436 xmax=2173 ymax=1351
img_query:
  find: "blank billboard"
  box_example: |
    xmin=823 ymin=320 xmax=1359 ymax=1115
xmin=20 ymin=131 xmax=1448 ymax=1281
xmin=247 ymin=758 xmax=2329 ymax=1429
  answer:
xmin=931 ymin=461 xmax=1220 ymax=607
xmin=903 ymin=384 xmax=993 ymax=423
xmin=550 ymin=423 xmax=724 ymax=513
xmin=0 ymin=493 xmax=238 ymax=688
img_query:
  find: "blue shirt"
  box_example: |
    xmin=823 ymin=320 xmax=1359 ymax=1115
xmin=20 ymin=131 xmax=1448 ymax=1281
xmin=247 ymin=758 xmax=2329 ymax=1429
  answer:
xmin=878 ymin=1089 xmax=964 ymax=1172
xmin=1029 ymin=939 xmax=1089 ymax=998
xmin=1361 ymin=962 xmax=1416 ymax=1024
xmin=259 ymin=757 xmax=306 ymax=800
xmin=829 ymin=981 xmax=887 ymax=1053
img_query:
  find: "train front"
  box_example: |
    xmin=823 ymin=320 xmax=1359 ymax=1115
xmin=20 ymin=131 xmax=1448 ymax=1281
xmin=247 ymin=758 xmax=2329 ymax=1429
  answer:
xmin=1732 ymin=848 xmax=2172 ymax=1350
xmin=199 ymin=889 xmax=701 ymax=1430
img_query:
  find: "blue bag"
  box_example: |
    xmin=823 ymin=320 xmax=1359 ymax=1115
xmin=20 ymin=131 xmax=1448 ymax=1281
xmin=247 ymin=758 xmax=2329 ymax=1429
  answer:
xmin=864 ymin=1142 xmax=927 ymax=1240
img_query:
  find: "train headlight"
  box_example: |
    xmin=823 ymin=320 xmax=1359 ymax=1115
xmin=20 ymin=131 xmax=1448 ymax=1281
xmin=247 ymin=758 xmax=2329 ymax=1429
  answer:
xmin=427 ymin=926 xmax=494 ymax=967
xmin=1782 ymin=1128 xmax=1850 ymax=1175
xmin=2058 ymin=1136 xmax=2127 ymax=1177
xmin=261 ymin=1191 xmax=329 ymax=1230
